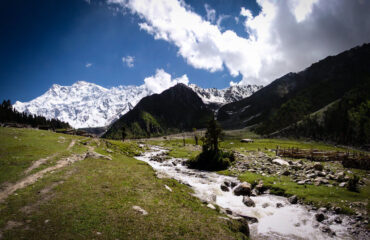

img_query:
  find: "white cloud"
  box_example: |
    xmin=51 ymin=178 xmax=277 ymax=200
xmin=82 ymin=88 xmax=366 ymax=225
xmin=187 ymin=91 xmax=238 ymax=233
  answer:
xmin=85 ymin=63 xmax=92 ymax=68
xmin=109 ymin=0 xmax=370 ymax=86
xmin=204 ymin=4 xmax=216 ymax=23
xmin=143 ymin=69 xmax=189 ymax=94
xmin=122 ymin=55 xmax=135 ymax=68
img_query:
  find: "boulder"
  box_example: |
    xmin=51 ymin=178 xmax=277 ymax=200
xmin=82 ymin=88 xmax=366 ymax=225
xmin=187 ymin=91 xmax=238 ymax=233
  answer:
xmin=276 ymin=203 xmax=284 ymax=208
xmin=234 ymin=182 xmax=252 ymax=196
xmin=220 ymin=184 xmax=229 ymax=192
xmin=282 ymin=170 xmax=291 ymax=176
xmin=288 ymin=195 xmax=298 ymax=204
xmin=315 ymin=213 xmax=325 ymax=222
xmin=339 ymin=182 xmax=346 ymax=187
xmin=272 ymin=158 xmax=290 ymax=166
xmin=237 ymin=219 xmax=250 ymax=237
xmin=334 ymin=216 xmax=342 ymax=224
xmin=313 ymin=163 xmax=324 ymax=171
xmin=242 ymin=196 xmax=255 ymax=207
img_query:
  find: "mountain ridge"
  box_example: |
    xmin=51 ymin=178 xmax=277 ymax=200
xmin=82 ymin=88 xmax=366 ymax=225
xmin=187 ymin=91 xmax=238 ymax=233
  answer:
xmin=14 ymin=81 xmax=261 ymax=129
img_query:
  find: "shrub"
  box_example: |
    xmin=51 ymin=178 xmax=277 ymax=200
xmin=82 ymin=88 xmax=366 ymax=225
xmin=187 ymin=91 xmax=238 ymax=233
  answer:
xmin=187 ymin=149 xmax=235 ymax=171
xmin=347 ymin=175 xmax=360 ymax=192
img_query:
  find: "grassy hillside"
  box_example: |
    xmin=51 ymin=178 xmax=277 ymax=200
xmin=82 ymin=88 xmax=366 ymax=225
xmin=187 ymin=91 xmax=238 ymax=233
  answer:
xmin=0 ymin=127 xmax=247 ymax=239
xmin=218 ymin=43 xmax=370 ymax=145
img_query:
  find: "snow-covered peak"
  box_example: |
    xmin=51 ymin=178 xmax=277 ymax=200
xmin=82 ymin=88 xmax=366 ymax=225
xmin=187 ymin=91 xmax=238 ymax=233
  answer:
xmin=14 ymin=81 xmax=262 ymax=129
xmin=189 ymin=84 xmax=262 ymax=105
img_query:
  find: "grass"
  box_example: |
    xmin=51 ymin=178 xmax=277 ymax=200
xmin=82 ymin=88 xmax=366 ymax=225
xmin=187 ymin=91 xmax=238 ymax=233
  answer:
xmin=0 ymin=128 xmax=248 ymax=239
xmin=0 ymin=127 xmax=85 ymax=185
xmin=236 ymin=171 xmax=369 ymax=214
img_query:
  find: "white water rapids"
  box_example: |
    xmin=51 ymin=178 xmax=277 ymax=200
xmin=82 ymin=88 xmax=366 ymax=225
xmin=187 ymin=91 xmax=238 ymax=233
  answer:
xmin=135 ymin=146 xmax=352 ymax=240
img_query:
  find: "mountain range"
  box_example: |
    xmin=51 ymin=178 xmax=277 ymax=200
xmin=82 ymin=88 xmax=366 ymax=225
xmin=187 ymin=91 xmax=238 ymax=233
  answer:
xmin=13 ymin=82 xmax=261 ymax=129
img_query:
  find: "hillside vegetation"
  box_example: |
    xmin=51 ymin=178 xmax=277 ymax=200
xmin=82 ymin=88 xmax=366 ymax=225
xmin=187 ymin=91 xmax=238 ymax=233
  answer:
xmin=0 ymin=127 xmax=247 ymax=239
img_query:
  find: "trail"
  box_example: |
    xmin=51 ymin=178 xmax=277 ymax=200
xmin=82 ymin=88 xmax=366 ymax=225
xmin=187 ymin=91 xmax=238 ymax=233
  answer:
xmin=24 ymin=139 xmax=77 ymax=175
xmin=0 ymin=153 xmax=86 ymax=203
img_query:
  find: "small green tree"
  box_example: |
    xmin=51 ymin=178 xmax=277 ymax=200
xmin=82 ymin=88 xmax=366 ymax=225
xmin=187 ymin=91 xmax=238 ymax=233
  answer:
xmin=186 ymin=119 xmax=234 ymax=171
xmin=121 ymin=126 xmax=127 ymax=142
xmin=193 ymin=128 xmax=199 ymax=145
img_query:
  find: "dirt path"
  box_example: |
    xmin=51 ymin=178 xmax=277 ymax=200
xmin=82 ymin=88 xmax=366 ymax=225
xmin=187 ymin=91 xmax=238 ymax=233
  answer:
xmin=0 ymin=153 xmax=86 ymax=203
xmin=67 ymin=139 xmax=76 ymax=151
xmin=24 ymin=139 xmax=77 ymax=175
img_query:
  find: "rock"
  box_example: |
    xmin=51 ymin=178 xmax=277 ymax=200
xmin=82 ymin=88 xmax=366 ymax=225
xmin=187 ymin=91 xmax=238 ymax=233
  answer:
xmin=251 ymin=188 xmax=259 ymax=196
xmin=85 ymin=151 xmax=112 ymax=161
xmin=272 ymin=158 xmax=290 ymax=166
xmin=334 ymin=216 xmax=342 ymax=224
xmin=132 ymin=205 xmax=148 ymax=215
xmin=230 ymin=182 xmax=237 ymax=188
xmin=297 ymin=180 xmax=306 ymax=185
xmin=225 ymin=208 xmax=233 ymax=215
xmin=339 ymin=182 xmax=346 ymax=187
xmin=237 ymin=218 xmax=250 ymax=237
xmin=238 ymin=214 xmax=258 ymax=223
xmin=242 ymin=196 xmax=255 ymax=207
xmin=313 ymin=163 xmax=324 ymax=171
xmin=307 ymin=173 xmax=316 ymax=178
xmin=223 ymin=181 xmax=230 ymax=187
xmin=220 ymin=184 xmax=229 ymax=192
xmin=234 ymin=182 xmax=252 ymax=196
xmin=262 ymin=203 xmax=269 ymax=208
xmin=276 ymin=203 xmax=284 ymax=208
xmin=288 ymin=195 xmax=298 ymax=204
xmin=282 ymin=170 xmax=290 ymax=176
xmin=318 ymin=207 xmax=327 ymax=213
xmin=320 ymin=225 xmax=335 ymax=236
xmin=164 ymin=185 xmax=172 ymax=192
xmin=334 ymin=207 xmax=342 ymax=214
xmin=315 ymin=213 xmax=325 ymax=222
xmin=255 ymin=181 xmax=264 ymax=192
xmin=207 ymin=203 xmax=216 ymax=210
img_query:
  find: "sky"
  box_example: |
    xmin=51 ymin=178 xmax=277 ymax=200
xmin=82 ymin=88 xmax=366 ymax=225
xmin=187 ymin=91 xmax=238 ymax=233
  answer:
xmin=1 ymin=0 xmax=370 ymax=103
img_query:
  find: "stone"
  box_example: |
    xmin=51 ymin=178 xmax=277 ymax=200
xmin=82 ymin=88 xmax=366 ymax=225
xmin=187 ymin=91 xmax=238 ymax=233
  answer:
xmin=313 ymin=163 xmax=324 ymax=171
xmin=320 ymin=226 xmax=335 ymax=236
xmin=255 ymin=181 xmax=264 ymax=192
xmin=297 ymin=180 xmax=306 ymax=185
xmin=207 ymin=203 xmax=216 ymax=210
xmin=272 ymin=158 xmax=290 ymax=166
xmin=318 ymin=207 xmax=327 ymax=213
xmin=237 ymin=219 xmax=250 ymax=237
xmin=251 ymin=188 xmax=259 ymax=196
xmin=234 ymin=182 xmax=252 ymax=196
xmin=307 ymin=173 xmax=316 ymax=178
xmin=223 ymin=181 xmax=230 ymax=187
xmin=282 ymin=170 xmax=290 ymax=176
xmin=242 ymin=196 xmax=255 ymax=207
xmin=315 ymin=213 xmax=325 ymax=222
xmin=339 ymin=182 xmax=346 ymax=187
xmin=132 ymin=205 xmax=148 ymax=215
xmin=220 ymin=184 xmax=229 ymax=192
xmin=262 ymin=203 xmax=269 ymax=208
xmin=334 ymin=216 xmax=342 ymax=224
xmin=288 ymin=195 xmax=298 ymax=204
xmin=225 ymin=208 xmax=233 ymax=215
xmin=276 ymin=203 xmax=284 ymax=208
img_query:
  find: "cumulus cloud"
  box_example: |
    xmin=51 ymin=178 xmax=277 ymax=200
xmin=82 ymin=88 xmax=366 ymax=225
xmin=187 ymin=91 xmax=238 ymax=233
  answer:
xmin=109 ymin=0 xmax=370 ymax=86
xmin=204 ymin=4 xmax=216 ymax=23
xmin=143 ymin=69 xmax=189 ymax=94
xmin=85 ymin=63 xmax=92 ymax=68
xmin=122 ymin=55 xmax=134 ymax=68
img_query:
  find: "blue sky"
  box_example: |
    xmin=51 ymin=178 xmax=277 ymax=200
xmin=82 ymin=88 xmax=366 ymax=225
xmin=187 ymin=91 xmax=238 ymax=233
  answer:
xmin=1 ymin=0 xmax=369 ymax=103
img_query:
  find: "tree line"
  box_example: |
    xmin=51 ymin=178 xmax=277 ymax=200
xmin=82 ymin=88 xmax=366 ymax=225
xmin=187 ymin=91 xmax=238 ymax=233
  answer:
xmin=0 ymin=99 xmax=71 ymax=130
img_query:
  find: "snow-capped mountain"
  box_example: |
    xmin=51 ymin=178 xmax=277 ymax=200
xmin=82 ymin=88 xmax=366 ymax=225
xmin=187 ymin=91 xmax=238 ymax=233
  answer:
xmin=14 ymin=81 xmax=262 ymax=128
xmin=189 ymin=84 xmax=262 ymax=104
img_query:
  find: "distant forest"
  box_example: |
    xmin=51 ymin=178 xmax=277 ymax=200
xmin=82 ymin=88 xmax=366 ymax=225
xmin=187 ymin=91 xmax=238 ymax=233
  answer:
xmin=0 ymin=100 xmax=71 ymax=129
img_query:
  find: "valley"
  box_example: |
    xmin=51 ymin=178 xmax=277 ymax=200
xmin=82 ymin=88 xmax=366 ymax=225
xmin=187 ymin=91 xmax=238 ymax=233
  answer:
xmin=0 ymin=127 xmax=368 ymax=239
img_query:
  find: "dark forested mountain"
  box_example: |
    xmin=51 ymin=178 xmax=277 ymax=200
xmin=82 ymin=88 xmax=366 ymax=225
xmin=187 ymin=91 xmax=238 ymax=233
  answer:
xmin=0 ymin=100 xmax=71 ymax=129
xmin=103 ymin=84 xmax=213 ymax=139
xmin=218 ymin=43 xmax=370 ymax=145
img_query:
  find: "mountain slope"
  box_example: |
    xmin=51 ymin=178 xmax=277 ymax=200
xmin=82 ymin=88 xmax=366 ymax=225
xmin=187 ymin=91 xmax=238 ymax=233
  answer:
xmin=13 ymin=81 xmax=151 ymax=129
xmin=103 ymin=84 xmax=213 ymax=139
xmin=14 ymin=82 xmax=261 ymax=129
xmin=218 ymin=43 xmax=370 ymax=133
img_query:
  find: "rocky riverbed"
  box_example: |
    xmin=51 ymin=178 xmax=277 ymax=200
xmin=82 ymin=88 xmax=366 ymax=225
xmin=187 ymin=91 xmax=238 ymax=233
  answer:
xmin=135 ymin=146 xmax=369 ymax=240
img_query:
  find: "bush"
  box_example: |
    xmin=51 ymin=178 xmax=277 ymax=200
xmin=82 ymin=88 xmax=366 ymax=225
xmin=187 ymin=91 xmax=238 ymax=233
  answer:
xmin=187 ymin=149 xmax=235 ymax=171
xmin=347 ymin=175 xmax=360 ymax=192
